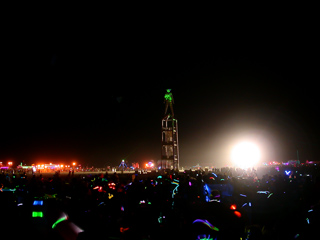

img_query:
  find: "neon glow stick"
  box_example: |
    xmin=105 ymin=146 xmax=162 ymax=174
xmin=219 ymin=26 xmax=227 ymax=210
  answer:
xmin=32 ymin=211 xmax=43 ymax=218
xmin=267 ymin=193 xmax=273 ymax=198
xmin=257 ymin=191 xmax=269 ymax=194
xmin=52 ymin=216 xmax=68 ymax=229
xmin=33 ymin=200 xmax=43 ymax=206
xmin=0 ymin=188 xmax=16 ymax=192
xmin=193 ymin=219 xmax=219 ymax=231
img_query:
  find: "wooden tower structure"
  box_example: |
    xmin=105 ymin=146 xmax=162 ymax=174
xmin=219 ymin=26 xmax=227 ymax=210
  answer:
xmin=160 ymin=89 xmax=179 ymax=170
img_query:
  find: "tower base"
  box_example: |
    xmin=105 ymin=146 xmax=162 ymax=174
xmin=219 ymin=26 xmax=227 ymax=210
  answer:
xmin=157 ymin=160 xmax=174 ymax=170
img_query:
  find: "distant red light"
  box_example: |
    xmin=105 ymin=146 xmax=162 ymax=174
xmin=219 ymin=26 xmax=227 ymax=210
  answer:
xmin=234 ymin=211 xmax=241 ymax=218
xmin=120 ymin=227 xmax=129 ymax=233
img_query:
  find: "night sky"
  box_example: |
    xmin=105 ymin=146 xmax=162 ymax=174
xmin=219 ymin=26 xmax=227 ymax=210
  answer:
xmin=1 ymin=9 xmax=319 ymax=168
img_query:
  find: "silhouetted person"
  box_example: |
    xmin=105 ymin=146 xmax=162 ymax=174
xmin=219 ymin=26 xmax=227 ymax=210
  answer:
xmin=164 ymin=89 xmax=174 ymax=117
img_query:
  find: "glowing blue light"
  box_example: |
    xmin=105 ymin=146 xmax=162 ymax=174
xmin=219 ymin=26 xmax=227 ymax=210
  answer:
xmin=242 ymin=203 xmax=247 ymax=208
xmin=285 ymin=170 xmax=291 ymax=176
xmin=308 ymin=209 xmax=313 ymax=212
xmin=197 ymin=235 xmax=213 ymax=240
xmin=249 ymin=202 xmax=252 ymax=207
xmin=212 ymin=173 xmax=217 ymax=178
xmin=240 ymin=194 xmax=247 ymax=197
xmin=204 ymin=184 xmax=211 ymax=201
xmin=33 ymin=200 xmax=43 ymax=206
xmin=306 ymin=218 xmax=310 ymax=224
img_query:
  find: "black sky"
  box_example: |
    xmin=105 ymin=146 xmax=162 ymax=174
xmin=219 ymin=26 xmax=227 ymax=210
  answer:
xmin=1 ymin=7 xmax=319 ymax=167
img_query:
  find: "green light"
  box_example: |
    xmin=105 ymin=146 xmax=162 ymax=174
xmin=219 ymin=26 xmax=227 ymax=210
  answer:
xmin=164 ymin=93 xmax=172 ymax=101
xmin=52 ymin=217 xmax=68 ymax=229
xmin=32 ymin=211 xmax=43 ymax=218
xmin=164 ymin=89 xmax=173 ymax=102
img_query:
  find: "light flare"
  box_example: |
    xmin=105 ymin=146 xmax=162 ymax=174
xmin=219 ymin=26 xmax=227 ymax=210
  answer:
xmin=231 ymin=142 xmax=261 ymax=168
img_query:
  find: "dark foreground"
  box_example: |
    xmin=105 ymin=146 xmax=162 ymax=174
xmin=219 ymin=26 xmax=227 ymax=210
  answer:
xmin=1 ymin=166 xmax=320 ymax=240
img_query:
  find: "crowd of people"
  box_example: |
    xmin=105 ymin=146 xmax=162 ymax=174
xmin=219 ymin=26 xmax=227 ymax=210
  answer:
xmin=1 ymin=164 xmax=320 ymax=239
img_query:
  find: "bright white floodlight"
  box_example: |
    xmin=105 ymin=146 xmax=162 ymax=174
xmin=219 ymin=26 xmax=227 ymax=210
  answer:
xmin=231 ymin=142 xmax=261 ymax=168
